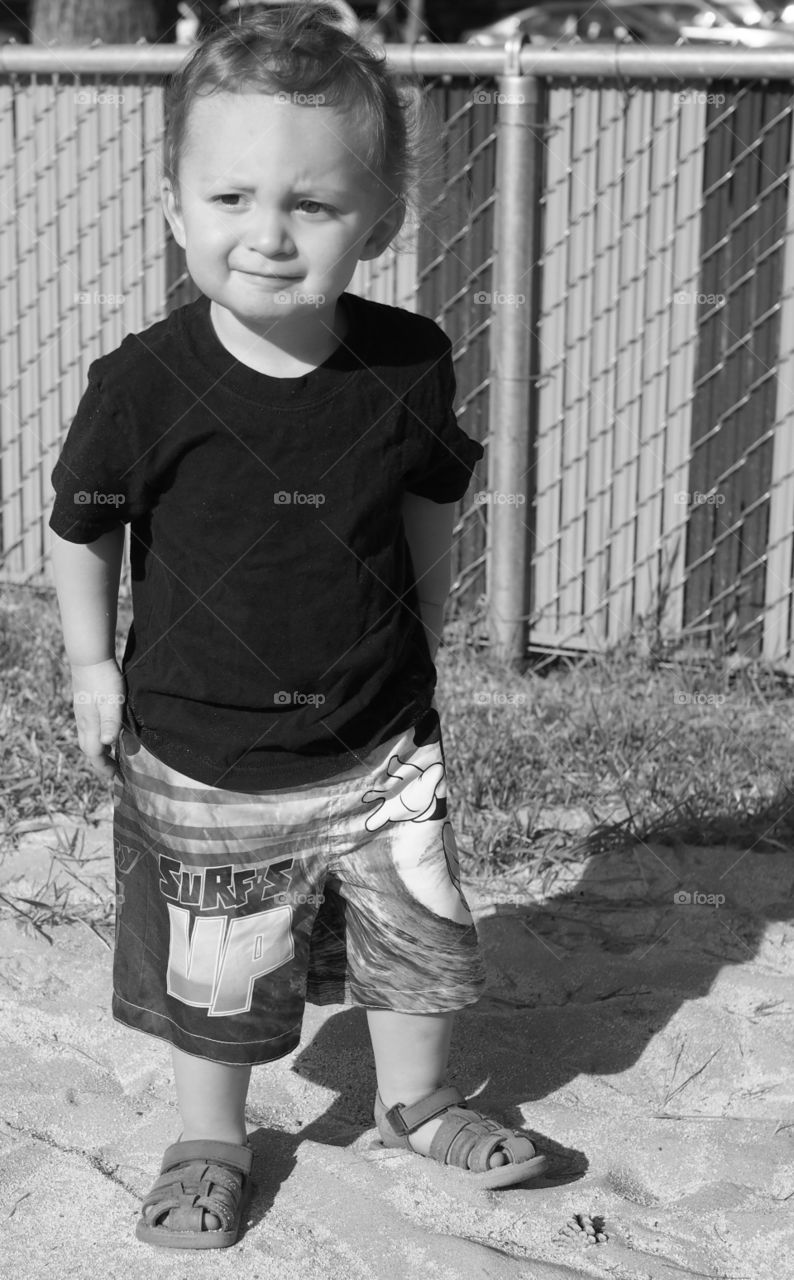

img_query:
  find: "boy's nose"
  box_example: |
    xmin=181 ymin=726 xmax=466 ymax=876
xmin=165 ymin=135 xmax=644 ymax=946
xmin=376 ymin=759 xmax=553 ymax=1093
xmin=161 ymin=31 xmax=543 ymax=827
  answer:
xmin=245 ymin=211 xmax=295 ymax=257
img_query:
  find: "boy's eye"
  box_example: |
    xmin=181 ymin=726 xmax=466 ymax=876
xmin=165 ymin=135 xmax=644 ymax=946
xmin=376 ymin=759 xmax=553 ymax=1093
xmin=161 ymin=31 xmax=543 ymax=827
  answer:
xmin=211 ymin=195 xmax=332 ymax=214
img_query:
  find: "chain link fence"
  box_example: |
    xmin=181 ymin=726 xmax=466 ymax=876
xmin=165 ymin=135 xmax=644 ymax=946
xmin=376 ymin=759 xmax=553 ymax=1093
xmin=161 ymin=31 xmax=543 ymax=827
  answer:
xmin=533 ymin=72 xmax=794 ymax=664
xmin=2 ymin=44 xmax=794 ymax=663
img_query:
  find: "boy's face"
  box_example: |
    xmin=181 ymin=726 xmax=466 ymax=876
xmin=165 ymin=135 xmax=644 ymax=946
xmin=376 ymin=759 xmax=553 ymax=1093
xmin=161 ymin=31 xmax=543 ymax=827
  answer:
xmin=161 ymin=91 xmax=404 ymax=329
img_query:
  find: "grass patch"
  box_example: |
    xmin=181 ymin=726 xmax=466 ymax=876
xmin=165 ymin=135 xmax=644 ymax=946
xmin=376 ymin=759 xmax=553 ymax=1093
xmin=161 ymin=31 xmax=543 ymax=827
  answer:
xmin=2 ymin=585 xmax=794 ymax=931
xmin=437 ymin=613 xmax=794 ymax=877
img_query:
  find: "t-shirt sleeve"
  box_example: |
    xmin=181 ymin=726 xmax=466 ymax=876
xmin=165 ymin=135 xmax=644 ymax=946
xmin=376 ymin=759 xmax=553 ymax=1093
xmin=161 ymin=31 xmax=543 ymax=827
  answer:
xmin=49 ymin=370 xmax=151 ymax=543
xmin=401 ymin=338 xmax=484 ymax=504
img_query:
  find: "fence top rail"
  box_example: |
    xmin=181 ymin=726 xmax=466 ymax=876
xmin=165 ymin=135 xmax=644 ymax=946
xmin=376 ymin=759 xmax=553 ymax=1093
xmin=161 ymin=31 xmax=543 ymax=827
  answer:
xmin=1 ymin=40 xmax=794 ymax=81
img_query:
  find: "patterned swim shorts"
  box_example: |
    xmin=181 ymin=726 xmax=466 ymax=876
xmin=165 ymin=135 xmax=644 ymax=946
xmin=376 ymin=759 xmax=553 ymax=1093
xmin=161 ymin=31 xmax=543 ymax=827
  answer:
xmin=111 ymin=704 xmax=487 ymax=1065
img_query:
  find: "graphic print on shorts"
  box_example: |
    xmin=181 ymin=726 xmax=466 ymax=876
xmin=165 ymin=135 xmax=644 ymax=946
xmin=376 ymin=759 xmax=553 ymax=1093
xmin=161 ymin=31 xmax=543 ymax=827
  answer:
xmin=112 ymin=714 xmax=485 ymax=1053
xmin=158 ymin=854 xmax=301 ymax=1017
xmin=360 ymin=709 xmax=471 ymax=923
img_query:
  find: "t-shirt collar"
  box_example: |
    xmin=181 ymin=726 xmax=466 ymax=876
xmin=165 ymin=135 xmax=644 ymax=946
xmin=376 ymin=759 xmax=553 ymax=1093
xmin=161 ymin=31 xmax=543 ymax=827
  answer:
xmin=176 ymin=291 xmax=367 ymax=405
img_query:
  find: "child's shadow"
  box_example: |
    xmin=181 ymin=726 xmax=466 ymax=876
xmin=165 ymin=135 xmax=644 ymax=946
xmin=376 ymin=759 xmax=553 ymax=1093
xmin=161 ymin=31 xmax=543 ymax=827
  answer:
xmin=241 ymin=987 xmax=580 ymax=1237
xmin=241 ymin=815 xmax=793 ymax=1228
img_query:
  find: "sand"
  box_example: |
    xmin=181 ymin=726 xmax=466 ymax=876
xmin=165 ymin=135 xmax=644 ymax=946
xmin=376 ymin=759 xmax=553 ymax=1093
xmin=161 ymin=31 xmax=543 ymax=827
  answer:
xmin=1 ymin=804 xmax=792 ymax=1279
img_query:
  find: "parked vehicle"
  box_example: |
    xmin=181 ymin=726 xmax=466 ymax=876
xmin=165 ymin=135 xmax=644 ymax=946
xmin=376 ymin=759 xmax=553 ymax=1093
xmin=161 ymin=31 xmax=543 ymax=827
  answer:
xmin=708 ymin=0 xmax=780 ymax=23
xmin=465 ymin=2 xmax=693 ymax=44
xmin=464 ymin=0 xmax=794 ymax=43
xmin=613 ymin=0 xmax=794 ymax=44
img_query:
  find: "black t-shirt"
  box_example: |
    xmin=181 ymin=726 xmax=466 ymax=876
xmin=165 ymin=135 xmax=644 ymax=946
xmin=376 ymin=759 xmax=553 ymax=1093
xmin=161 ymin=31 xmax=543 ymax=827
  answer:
xmin=49 ymin=291 xmax=484 ymax=790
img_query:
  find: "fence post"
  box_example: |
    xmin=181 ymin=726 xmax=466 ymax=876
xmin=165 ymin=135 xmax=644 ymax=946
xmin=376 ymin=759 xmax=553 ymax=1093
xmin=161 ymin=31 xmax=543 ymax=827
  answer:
xmin=486 ymin=36 xmax=538 ymax=667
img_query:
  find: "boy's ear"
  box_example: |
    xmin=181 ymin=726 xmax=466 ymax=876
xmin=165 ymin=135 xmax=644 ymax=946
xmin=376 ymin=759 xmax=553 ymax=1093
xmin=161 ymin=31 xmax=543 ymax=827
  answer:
xmin=358 ymin=197 xmax=406 ymax=262
xmin=161 ymin=178 xmax=187 ymax=250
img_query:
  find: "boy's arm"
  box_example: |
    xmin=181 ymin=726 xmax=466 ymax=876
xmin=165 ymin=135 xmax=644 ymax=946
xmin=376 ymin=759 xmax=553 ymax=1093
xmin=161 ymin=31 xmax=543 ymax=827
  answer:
xmin=50 ymin=526 xmax=126 ymax=781
xmin=401 ymin=493 xmax=456 ymax=663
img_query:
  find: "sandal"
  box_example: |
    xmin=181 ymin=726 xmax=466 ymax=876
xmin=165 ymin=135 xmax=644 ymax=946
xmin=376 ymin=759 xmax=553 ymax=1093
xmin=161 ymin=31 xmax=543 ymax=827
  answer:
xmin=135 ymin=1138 xmax=254 ymax=1249
xmin=374 ymin=1085 xmax=548 ymax=1189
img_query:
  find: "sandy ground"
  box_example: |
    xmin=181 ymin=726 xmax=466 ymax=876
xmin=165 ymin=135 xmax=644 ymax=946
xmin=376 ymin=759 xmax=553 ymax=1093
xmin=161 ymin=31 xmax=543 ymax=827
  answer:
xmin=1 ymin=804 xmax=792 ymax=1280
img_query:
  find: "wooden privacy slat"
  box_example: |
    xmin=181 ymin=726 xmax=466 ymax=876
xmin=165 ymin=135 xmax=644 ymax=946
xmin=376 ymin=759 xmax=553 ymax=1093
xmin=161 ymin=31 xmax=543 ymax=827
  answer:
xmin=737 ymin=93 xmax=774 ymax=648
xmin=557 ymin=84 xmax=592 ymax=639
xmin=661 ymin=94 xmax=703 ymax=640
xmin=608 ymin=85 xmax=646 ymax=639
xmin=549 ymin=86 xmax=576 ymax=637
xmin=27 ymin=77 xmax=50 ymax=576
xmin=43 ymin=77 xmax=82 ymax=582
xmin=470 ymin=80 xmax=492 ymax=364
xmin=531 ymin=82 xmax=569 ymax=645
xmin=685 ymin=84 xmax=784 ymax=654
xmin=142 ymin=78 xmax=166 ymax=323
xmin=17 ymin=80 xmax=40 ymax=580
xmin=764 ymin=91 xmax=794 ymax=661
xmin=743 ymin=82 xmax=775 ymax=652
xmin=78 ymin=77 xmax=102 ymax=356
xmin=439 ymin=83 xmax=467 ymax=346
xmin=473 ymin=81 xmax=495 ymax=444
xmin=54 ymin=78 xmax=83 ymax=471
xmin=0 ymin=82 xmax=20 ymax=568
xmin=685 ymin=90 xmax=732 ymax=631
xmin=576 ymin=84 xmax=596 ymax=637
xmin=719 ymin=87 xmax=752 ymax=636
xmin=99 ymin=78 xmax=124 ymax=350
xmin=634 ymin=87 xmax=673 ymax=632
xmin=119 ymin=80 xmax=142 ymax=329
xmin=633 ymin=88 xmax=669 ymax=636
xmin=582 ymin=86 xmax=616 ymax=644
xmin=457 ymin=84 xmax=494 ymax=594
xmin=35 ymin=76 xmax=62 ymax=578
xmin=127 ymin=77 xmax=169 ymax=591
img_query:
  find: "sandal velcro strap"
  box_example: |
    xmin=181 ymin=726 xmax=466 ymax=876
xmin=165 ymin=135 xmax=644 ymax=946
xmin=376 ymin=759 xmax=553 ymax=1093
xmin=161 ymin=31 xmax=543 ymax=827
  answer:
xmin=159 ymin=1139 xmax=253 ymax=1178
xmin=384 ymin=1085 xmax=466 ymax=1137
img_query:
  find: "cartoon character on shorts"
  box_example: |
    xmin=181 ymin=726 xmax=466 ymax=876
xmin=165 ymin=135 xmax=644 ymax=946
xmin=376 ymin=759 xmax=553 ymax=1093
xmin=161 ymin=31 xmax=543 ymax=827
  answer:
xmin=361 ymin=735 xmax=468 ymax=917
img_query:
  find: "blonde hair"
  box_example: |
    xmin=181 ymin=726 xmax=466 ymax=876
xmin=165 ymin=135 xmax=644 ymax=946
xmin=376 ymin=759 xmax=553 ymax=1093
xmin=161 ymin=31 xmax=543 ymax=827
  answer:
xmin=162 ymin=2 xmax=444 ymax=253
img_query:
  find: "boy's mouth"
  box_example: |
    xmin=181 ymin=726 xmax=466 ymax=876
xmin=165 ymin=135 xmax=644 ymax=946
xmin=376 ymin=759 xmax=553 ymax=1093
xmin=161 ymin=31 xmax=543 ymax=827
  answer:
xmin=238 ymin=270 xmax=302 ymax=281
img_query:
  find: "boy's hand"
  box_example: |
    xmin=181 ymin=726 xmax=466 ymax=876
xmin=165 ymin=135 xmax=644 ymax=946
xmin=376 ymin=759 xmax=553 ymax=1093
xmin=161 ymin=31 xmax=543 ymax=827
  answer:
xmin=70 ymin=659 xmax=126 ymax=781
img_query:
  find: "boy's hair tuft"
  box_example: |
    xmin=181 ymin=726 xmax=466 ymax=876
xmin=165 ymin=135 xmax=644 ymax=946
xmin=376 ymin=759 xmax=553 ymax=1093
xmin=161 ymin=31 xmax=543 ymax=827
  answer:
xmin=162 ymin=2 xmax=444 ymax=253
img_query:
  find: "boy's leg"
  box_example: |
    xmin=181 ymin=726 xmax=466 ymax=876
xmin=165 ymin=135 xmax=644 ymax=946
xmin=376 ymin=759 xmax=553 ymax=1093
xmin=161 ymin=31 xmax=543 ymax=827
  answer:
xmin=366 ymin=1009 xmax=507 ymax=1168
xmin=172 ymin=1045 xmax=251 ymax=1146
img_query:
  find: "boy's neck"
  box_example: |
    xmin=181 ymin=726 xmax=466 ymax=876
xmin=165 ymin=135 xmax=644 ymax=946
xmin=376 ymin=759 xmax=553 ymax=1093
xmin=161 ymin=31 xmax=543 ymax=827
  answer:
xmin=209 ymin=297 xmax=349 ymax=378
